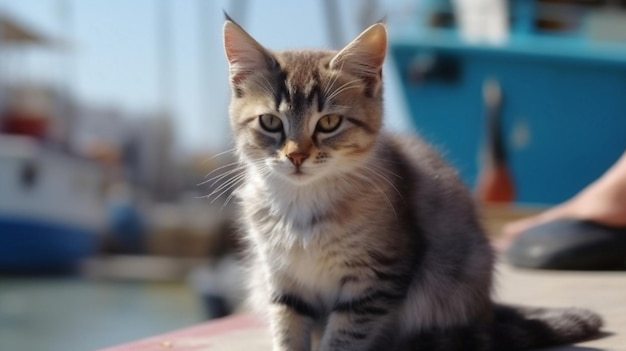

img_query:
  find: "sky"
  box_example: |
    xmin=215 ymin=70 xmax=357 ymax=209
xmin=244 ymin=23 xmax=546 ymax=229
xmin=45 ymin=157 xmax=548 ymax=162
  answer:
xmin=0 ymin=0 xmax=413 ymax=153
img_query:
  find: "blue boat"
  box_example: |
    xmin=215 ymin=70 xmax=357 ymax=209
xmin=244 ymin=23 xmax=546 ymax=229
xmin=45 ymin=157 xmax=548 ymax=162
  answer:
xmin=0 ymin=135 xmax=105 ymax=273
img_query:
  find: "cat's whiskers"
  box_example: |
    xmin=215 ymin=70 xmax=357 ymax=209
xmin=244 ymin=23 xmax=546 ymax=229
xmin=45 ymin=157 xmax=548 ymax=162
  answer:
xmin=221 ymin=192 xmax=238 ymax=210
xmin=199 ymin=159 xmax=263 ymax=188
xmin=325 ymin=78 xmax=362 ymax=103
xmin=358 ymin=162 xmax=399 ymax=186
xmin=325 ymin=82 xmax=362 ymax=103
xmin=359 ymin=159 xmax=403 ymax=179
xmin=214 ymin=179 xmax=245 ymax=206
xmin=350 ymin=155 xmax=404 ymax=179
xmin=357 ymin=172 xmax=399 ymax=219
xmin=344 ymin=154 xmax=404 ymax=191
xmin=221 ymin=165 xmax=272 ymax=210
xmin=198 ymin=162 xmax=244 ymax=185
xmin=205 ymin=174 xmax=243 ymax=199
xmin=369 ymin=168 xmax=403 ymax=197
xmin=360 ymin=165 xmax=404 ymax=205
xmin=363 ymin=153 xmax=407 ymax=165
xmin=200 ymin=159 xmax=265 ymax=202
xmin=206 ymin=172 xmax=248 ymax=203
xmin=206 ymin=163 xmax=253 ymax=187
xmin=201 ymin=158 xmax=266 ymax=181
xmin=322 ymin=59 xmax=348 ymax=97
xmin=199 ymin=147 xmax=237 ymax=165
xmin=322 ymin=66 xmax=342 ymax=101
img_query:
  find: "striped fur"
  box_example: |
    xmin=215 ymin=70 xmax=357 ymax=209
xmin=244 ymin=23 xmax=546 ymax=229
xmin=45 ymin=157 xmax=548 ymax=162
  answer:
xmin=222 ymin=18 xmax=602 ymax=351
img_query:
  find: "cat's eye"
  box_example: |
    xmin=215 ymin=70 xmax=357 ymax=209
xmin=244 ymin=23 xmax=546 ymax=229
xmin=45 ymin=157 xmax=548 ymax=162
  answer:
xmin=259 ymin=114 xmax=283 ymax=133
xmin=316 ymin=114 xmax=343 ymax=133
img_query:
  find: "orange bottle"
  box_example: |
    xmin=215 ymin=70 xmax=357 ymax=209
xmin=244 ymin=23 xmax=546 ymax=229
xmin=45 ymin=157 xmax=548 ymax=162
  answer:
xmin=476 ymin=79 xmax=515 ymax=203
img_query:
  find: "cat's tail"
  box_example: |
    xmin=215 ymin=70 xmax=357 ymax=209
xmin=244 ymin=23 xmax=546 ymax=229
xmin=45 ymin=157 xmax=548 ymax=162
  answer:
xmin=491 ymin=304 xmax=603 ymax=349
xmin=410 ymin=304 xmax=602 ymax=351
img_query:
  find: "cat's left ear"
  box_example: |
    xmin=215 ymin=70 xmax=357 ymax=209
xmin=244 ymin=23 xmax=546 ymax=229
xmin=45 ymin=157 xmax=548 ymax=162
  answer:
xmin=330 ymin=23 xmax=387 ymax=94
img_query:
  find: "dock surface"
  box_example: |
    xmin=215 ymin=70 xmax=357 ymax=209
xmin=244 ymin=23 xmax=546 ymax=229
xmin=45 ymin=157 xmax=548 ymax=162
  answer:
xmin=103 ymin=261 xmax=626 ymax=351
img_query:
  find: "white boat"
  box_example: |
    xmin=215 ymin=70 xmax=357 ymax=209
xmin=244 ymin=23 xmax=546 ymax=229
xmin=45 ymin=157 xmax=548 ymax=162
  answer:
xmin=0 ymin=135 xmax=106 ymax=273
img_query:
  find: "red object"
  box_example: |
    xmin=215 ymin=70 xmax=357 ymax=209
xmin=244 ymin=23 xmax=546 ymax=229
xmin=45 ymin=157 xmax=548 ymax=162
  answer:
xmin=99 ymin=314 xmax=265 ymax=351
xmin=476 ymin=163 xmax=515 ymax=203
xmin=476 ymin=80 xmax=515 ymax=203
xmin=1 ymin=109 xmax=48 ymax=139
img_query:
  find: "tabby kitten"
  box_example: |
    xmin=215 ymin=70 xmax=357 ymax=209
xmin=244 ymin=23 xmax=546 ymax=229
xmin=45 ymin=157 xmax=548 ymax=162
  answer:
xmin=222 ymin=17 xmax=602 ymax=351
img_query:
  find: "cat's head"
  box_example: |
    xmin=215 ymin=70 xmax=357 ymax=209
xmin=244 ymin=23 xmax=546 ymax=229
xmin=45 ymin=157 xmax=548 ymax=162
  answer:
xmin=223 ymin=18 xmax=386 ymax=185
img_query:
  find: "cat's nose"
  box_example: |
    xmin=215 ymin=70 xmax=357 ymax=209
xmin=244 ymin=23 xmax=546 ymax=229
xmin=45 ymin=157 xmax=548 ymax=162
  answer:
xmin=287 ymin=152 xmax=309 ymax=166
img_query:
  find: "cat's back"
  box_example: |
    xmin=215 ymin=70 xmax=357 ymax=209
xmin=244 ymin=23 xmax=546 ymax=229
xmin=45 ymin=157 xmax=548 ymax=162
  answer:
xmin=378 ymin=132 xmax=495 ymax=329
xmin=380 ymin=131 xmax=478 ymax=220
xmin=383 ymin=131 xmax=490 ymax=248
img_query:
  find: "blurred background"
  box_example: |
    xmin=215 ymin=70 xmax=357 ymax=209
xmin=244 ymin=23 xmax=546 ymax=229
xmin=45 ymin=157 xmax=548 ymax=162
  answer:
xmin=1 ymin=0 xmax=625 ymax=350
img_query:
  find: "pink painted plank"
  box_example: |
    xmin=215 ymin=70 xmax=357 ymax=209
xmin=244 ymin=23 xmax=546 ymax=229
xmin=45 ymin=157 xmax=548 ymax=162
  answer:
xmin=100 ymin=314 xmax=265 ymax=351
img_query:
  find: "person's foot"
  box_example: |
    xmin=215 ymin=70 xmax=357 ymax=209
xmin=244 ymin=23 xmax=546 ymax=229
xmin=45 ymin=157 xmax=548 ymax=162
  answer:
xmin=494 ymin=179 xmax=626 ymax=251
xmin=506 ymin=218 xmax=626 ymax=270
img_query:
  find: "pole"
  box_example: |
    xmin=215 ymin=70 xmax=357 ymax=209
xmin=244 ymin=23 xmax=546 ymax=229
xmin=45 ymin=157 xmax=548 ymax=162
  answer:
xmin=158 ymin=0 xmax=173 ymax=115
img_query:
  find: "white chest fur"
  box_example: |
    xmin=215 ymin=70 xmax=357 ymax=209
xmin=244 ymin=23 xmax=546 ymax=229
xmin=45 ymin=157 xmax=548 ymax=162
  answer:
xmin=239 ymin=166 xmax=384 ymax=309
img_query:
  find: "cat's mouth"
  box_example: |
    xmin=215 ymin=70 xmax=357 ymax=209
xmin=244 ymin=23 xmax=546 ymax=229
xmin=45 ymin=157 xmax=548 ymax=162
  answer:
xmin=292 ymin=167 xmax=305 ymax=176
xmin=285 ymin=166 xmax=315 ymax=183
xmin=271 ymin=163 xmax=320 ymax=184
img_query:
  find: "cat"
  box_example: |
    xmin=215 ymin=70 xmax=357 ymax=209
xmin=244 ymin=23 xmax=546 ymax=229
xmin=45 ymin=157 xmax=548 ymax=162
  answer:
xmin=221 ymin=15 xmax=602 ymax=351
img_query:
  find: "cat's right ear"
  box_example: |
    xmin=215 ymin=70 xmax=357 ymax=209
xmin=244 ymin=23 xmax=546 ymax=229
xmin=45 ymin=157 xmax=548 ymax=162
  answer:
xmin=329 ymin=23 xmax=387 ymax=96
xmin=223 ymin=18 xmax=274 ymax=86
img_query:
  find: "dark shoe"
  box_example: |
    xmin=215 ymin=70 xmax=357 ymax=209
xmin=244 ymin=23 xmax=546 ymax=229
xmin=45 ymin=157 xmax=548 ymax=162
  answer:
xmin=506 ymin=219 xmax=626 ymax=270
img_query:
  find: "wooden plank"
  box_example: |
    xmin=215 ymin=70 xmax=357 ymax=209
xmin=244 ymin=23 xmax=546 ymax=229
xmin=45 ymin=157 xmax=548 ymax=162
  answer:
xmin=99 ymin=314 xmax=269 ymax=351
xmin=101 ymin=262 xmax=626 ymax=350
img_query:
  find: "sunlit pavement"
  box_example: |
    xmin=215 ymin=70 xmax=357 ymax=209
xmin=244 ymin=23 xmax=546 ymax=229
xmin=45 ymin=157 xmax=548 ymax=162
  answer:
xmin=496 ymin=260 xmax=626 ymax=351
xmin=102 ymin=260 xmax=626 ymax=351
